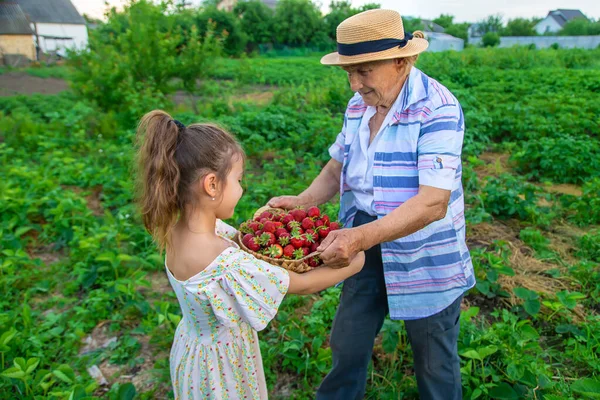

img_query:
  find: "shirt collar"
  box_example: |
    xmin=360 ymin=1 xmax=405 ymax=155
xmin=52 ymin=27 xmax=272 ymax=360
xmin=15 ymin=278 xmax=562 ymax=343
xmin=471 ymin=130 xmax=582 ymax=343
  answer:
xmin=390 ymin=67 xmax=429 ymax=125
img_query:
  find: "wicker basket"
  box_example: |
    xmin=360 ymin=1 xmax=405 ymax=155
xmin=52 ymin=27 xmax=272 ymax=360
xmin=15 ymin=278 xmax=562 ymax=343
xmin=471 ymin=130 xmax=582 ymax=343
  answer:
xmin=237 ymin=206 xmax=318 ymax=274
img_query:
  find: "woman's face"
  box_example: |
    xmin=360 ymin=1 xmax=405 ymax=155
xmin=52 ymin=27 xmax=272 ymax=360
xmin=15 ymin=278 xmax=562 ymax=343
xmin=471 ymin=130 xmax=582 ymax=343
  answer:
xmin=342 ymin=59 xmax=406 ymax=107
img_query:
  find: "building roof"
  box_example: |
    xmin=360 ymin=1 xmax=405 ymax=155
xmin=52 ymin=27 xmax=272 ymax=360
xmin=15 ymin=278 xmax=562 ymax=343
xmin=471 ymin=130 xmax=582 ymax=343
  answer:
xmin=547 ymin=9 xmax=587 ymax=27
xmin=421 ymin=19 xmax=445 ymax=33
xmin=14 ymin=0 xmax=85 ymax=25
xmin=0 ymin=3 xmax=34 ymax=35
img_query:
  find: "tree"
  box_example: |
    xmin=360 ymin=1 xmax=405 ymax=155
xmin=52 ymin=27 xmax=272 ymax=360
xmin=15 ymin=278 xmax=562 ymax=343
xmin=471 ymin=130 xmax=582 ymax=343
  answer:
xmin=482 ymin=31 xmax=500 ymax=47
xmin=68 ymin=0 xmax=221 ymax=119
xmin=477 ymin=14 xmax=503 ymax=35
xmin=403 ymin=17 xmax=424 ymax=33
xmin=195 ymin=7 xmax=248 ymax=56
xmin=234 ymin=0 xmax=275 ymax=51
xmin=273 ymin=0 xmax=325 ymax=47
xmin=560 ymin=18 xmax=600 ymax=36
xmin=502 ymin=18 xmax=537 ymax=36
xmin=433 ymin=14 xmax=454 ymax=29
xmin=323 ymin=1 xmax=380 ymax=41
xmin=445 ymin=22 xmax=470 ymax=43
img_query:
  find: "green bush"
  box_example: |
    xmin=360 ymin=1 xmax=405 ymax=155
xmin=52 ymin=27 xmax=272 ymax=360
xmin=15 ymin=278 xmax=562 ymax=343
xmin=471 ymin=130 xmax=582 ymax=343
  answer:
xmin=512 ymin=135 xmax=600 ymax=184
xmin=482 ymin=32 xmax=500 ymax=47
xmin=68 ymin=0 xmax=221 ymax=121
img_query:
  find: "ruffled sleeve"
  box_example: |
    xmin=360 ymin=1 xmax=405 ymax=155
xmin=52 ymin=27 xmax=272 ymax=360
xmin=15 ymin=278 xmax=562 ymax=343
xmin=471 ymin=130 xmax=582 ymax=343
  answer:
xmin=205 ymin=249 xmax=290 ymax=331
xmin=215 ymin=219 xmax=238 ymax=240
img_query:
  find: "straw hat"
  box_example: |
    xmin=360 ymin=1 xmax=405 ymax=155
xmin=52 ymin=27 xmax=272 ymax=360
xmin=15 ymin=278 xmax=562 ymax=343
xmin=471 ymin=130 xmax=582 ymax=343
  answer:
xmin=321 ymin=9 xmax=429 ymax=66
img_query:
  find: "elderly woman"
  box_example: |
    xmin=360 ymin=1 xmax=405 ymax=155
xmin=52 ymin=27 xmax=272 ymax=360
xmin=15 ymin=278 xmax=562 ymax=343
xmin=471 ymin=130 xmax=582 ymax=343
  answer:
xmin=269 ymin=9 xmax=475 ymax=400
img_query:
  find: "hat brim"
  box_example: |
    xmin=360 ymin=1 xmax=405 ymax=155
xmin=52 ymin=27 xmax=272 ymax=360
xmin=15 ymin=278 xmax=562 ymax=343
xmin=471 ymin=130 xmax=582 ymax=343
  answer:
xmin=320 ymin=38 xmax=429 ymax=66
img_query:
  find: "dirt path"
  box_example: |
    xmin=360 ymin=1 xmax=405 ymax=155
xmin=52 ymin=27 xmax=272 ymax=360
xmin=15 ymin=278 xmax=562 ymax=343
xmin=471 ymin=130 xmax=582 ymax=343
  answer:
xmin=0 ymin=71 xmax=70 ymax=96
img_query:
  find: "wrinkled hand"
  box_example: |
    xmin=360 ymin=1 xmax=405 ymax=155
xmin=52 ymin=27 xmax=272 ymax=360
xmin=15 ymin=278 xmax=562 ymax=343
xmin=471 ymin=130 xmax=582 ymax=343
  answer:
xmin=268 ymin=195 xmax=307 ymax=210
xmin=317 ymin=228 xmax=365 ymax=269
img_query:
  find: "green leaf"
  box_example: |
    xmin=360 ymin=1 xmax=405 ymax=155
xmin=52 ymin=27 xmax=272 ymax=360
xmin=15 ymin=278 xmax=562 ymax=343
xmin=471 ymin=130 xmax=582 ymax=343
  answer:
xmin=95 ymin=252 xmax=116 ymax=262
xmin=15 ymin=226 xmax=34 ymax=237
xmin=489 ymin=382 xmax=519 ymax=399
xmin=25 ymin=357 xmax=40 ymax=374
xmin=513 ymin=287 xmax=537 ymax=300
xmin=117 ymin=382 xmax=137 ymax=400
xmin=14 ymin=357 xmax=26 ymax=371
xmin=571 ymin=378 xmax=600 ymax=399
xmin=460 ymin=349 xmax=482 ymax=361
xmin=53 ymin=369 xmax=74 ymax=384
xmin=524 ymin=299 xmax=541 ymax=316
xmin=1 ymin=366 xmax=26 ymax=379
xmin=471 ymin=388 xmax=482 ymax=400
xmin=478 ymin=345 xmax=498 ymax=359
xmin=1 ymin=328 xmax=17 ymax=345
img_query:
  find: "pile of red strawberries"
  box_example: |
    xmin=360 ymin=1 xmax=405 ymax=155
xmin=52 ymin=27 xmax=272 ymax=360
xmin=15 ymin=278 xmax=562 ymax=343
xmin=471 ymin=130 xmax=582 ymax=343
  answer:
xmin=239 ymin=206 xmax=340 ymax=268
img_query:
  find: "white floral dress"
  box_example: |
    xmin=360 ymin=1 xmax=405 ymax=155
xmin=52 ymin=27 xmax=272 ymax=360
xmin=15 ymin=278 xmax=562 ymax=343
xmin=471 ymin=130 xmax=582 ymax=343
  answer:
xmin=166 ymin=220 xmax=290 ymax=399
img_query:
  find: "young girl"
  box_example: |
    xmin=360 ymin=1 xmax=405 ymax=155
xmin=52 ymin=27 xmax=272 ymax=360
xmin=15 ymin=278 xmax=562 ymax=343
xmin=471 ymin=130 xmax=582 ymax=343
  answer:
xmin=135 ymin=110 xmax=365 ymax=399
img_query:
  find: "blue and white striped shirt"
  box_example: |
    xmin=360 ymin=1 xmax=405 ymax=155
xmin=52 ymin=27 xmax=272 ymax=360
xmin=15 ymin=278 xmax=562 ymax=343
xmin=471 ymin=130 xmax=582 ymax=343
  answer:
xmin=329 ymin=67 xmax=476 ymax=320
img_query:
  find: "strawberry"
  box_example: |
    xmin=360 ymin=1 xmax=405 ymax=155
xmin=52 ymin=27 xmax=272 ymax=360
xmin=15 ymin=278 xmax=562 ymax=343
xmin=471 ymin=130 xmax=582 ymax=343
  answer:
xmin=249 ymin=221 xmax=262 ymax=232
xmin=322 ymin=215 xmax=330 ymax=225
xmin=308 ymin=257 xmax=318 ymax=268
xmin=247 ymin=237 xmax=261 ymax=252
xmin=239 ymin=222 xmax=254 ymax=235
xmin=307 ymin=206 xmax=320 ymax=218
xmin=290 ymin=232 xmax=304 ymax=249
xmin=266 ymin=244 xmax=283 ymax=259
xmin=301 ymin=217 xmax=314 ymax=230
xmin=282 ymin=214 xmax=294 ymax=226
xmin=278 ymin=231 xmax=290 ymax=246
xmin=318 ymin=226 xmax=330 ymax=238
xmin=330 ymin=222 xmax=340 ymax=231
xmin=304 ymin=232 xmax=316 ymax=247
xmin=314 ymin=219 xmax=324 ymax=229
xmin=263 ymin=221 xmax=277 ymax=233
xmin=273 ymin=221 xmax=284 ymax=229
xmin=259 ymin=211 xmax=273 ymax=220
xmin=310 ymin=242 xmax=319 ymax=253
xmin=305 ymin=228 xmax=315 ymax=236
xmin=301 ymin=247 xmax=310 ymax=257
xmin=259 ymin=232 xmax=276 ymax=247
xmin=274 ymin=228 xmax=288 ymax=238
xmin=287 ymin=220 xmax=301 ymax=231
xmin=260 ymin=218 xmax=269 ymax=225
xmin=283 ymin=244 xmax=295 ymax=258
xmin=292 ymin=249 xmax=305 ymax=260
xmin=291 ymin=209 xmax=307 ymax=222
xmin=255 ymin=229 xmax=263 ymax=237
xmin=242 ymin=233 xmax=254 ymax=247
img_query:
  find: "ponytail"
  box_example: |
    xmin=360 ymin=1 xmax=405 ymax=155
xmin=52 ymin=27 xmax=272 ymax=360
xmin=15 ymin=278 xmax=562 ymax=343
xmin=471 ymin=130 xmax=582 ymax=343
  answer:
xmin=136 ymin=110 xmax=181 ymax=251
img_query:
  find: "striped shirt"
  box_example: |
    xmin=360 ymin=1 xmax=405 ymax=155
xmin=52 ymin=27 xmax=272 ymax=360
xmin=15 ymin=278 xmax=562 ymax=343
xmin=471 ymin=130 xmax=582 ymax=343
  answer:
xmin=329 ymin=67 xmax=476 ymax=320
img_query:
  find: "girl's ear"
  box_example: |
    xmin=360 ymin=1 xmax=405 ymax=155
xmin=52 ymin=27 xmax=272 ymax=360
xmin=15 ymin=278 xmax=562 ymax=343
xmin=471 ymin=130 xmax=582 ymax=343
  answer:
xmin=202 ymin=173 xmax=218 ymax=198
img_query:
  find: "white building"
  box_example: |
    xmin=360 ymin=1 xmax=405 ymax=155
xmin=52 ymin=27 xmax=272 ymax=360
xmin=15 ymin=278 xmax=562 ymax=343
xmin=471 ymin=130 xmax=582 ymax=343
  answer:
xmin=15 ymin=0 xmax=88 ymax=57
xmin=425 ymin=32 xmax=464 ymax=52
xmin=534 ymin=9 xmax=588 ymax=35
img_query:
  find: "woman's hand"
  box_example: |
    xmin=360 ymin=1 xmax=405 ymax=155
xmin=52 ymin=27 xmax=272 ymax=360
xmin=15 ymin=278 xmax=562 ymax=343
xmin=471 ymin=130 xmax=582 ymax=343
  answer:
xmin=317 ymin=227 xmax=367 ymax=269
xmin=268 ymin=195 xmax=313 ymax=210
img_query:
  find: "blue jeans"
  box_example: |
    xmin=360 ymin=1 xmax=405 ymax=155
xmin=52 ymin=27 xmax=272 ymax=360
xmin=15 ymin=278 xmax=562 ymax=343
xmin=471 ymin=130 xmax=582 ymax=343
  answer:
xmin=316 ymin=211 xmax=463 ymax=400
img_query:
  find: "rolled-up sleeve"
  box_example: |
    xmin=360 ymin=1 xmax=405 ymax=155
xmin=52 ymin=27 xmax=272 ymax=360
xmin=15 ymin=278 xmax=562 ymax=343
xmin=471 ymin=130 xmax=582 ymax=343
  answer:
xmin=417 ymin=104 xmax=464 ymax=191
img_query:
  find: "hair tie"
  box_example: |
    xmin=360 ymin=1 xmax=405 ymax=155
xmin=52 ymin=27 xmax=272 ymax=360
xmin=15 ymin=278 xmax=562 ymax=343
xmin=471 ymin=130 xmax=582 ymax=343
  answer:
xmin=173 ymin=119 xmax=185 ymax=132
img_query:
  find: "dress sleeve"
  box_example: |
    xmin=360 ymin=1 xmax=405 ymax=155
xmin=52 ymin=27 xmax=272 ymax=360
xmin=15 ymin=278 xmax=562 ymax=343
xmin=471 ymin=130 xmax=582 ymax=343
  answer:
xmin=205 ymin=250 xmax=290 ymax=331
xmin=215 ymin=219 xmax=238 ymax=240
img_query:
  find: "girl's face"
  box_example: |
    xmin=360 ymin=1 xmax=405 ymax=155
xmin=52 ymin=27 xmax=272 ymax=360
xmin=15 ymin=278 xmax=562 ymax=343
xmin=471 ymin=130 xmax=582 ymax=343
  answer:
xmin=215 ymin=155 xmax=244 ymax=220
